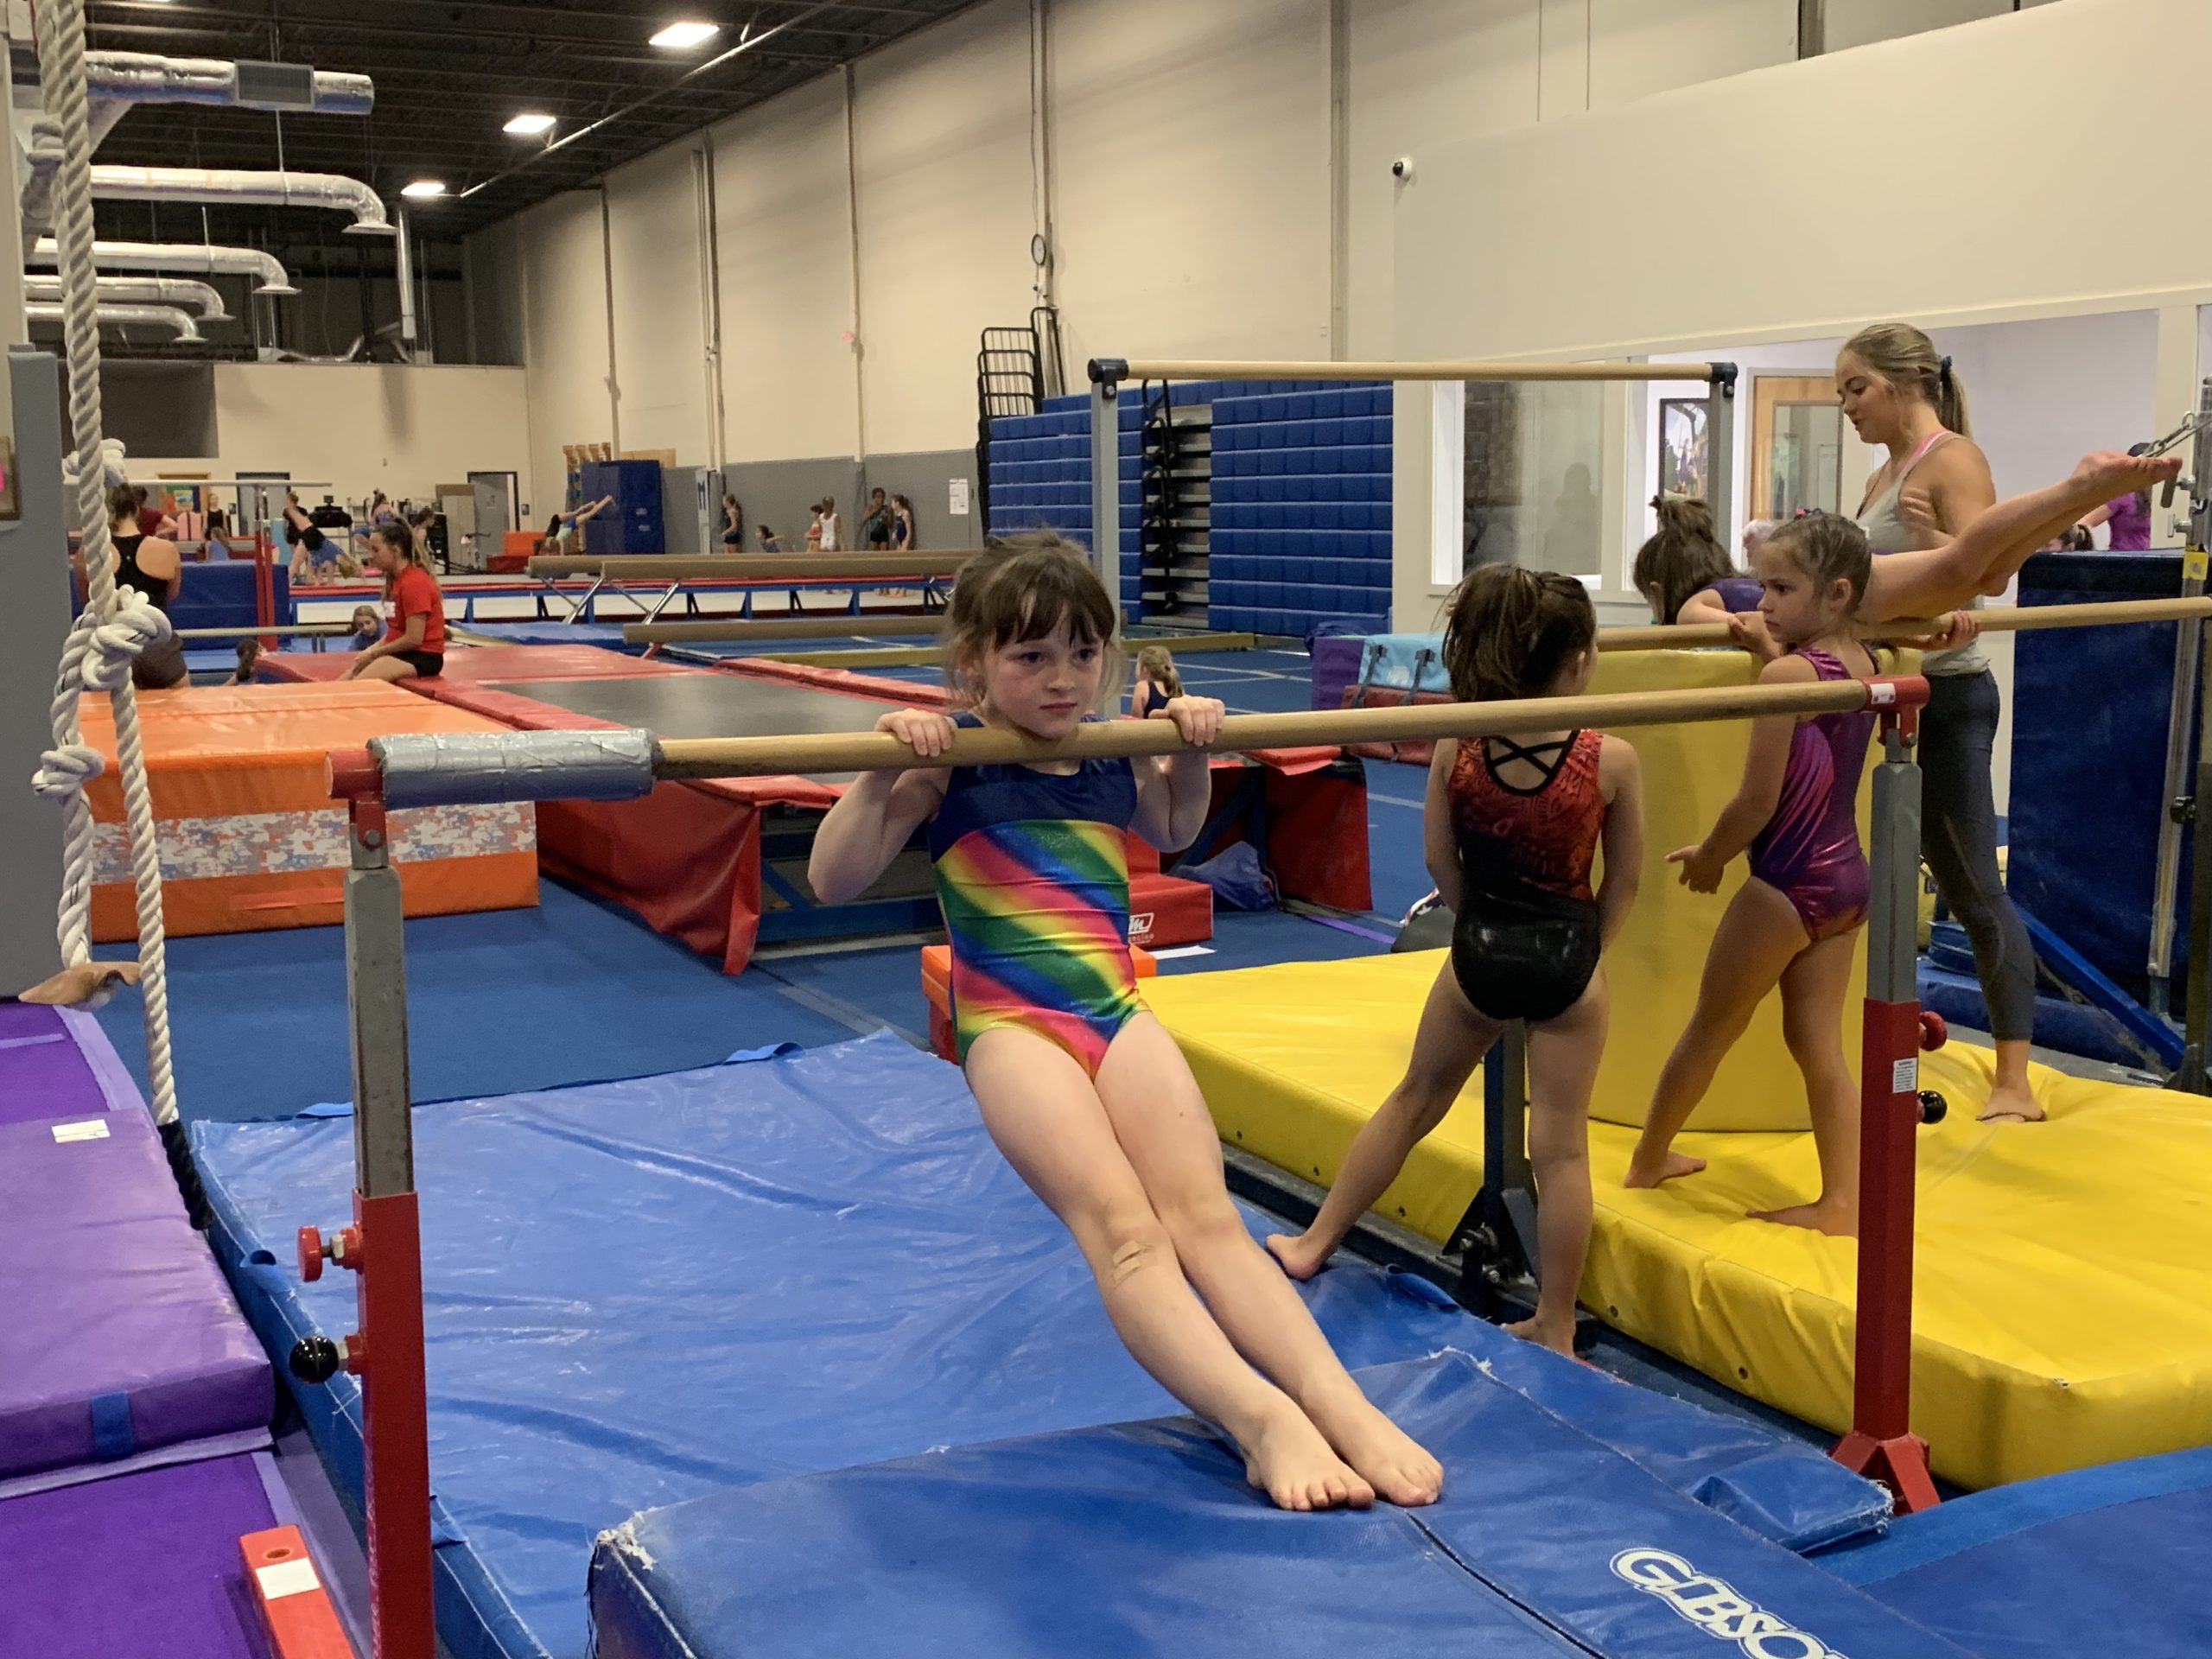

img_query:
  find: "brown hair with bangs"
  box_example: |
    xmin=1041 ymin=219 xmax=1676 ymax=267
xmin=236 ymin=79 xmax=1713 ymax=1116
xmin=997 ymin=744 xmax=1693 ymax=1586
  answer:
xmin=942 ymin=531 xmax=1122 ymax=710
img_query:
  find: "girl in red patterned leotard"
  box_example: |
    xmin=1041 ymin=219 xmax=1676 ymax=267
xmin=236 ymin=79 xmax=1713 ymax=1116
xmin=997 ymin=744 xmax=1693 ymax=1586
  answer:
xmin=1271 ymin=568 xmax=1645 ymax=1358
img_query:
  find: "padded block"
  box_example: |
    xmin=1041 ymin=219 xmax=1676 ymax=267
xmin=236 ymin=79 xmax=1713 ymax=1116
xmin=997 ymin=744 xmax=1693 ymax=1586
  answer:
xmin=0 ymin=1109 xmax=270 ymax=1481
xmin=1128 ymin=871 xmax=1213 ymax=947
xmin=589 ymin=1353 xmax=1942 ymax=1659
xmin=1144 ymin=953 xmax=2212 ymax=1490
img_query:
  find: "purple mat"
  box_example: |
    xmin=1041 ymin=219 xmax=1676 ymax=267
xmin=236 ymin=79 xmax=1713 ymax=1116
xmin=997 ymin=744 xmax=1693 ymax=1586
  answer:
xmin=0 ymin=1002 xmax=137 ymax=1128
xmin=1310 ymin=632 xmax=1364 ymax=712
xmin=0 ymin=1452 xmax=282 ymax=1659
xmin=0 ymin=1108 xmax=271 ymax=1482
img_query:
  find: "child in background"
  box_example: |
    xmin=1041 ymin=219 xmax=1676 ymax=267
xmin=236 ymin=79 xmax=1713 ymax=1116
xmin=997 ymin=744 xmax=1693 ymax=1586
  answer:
xmin=230 ymin=639 xmax=262 ymax=684
xmin=809 ymin=533 xmax=1443 ymax=1512
xmin=891 ymin=493 xmax=916 ymax=550
xmin=1130 ymin=643 xmax=1183 ymax=719
xmin=1624 ymin=516 xmax=1883 ymax=1233
xmin=758 ymin=525 xmax=785 ymax=552
xmin=1268 ymin=568 xmax=1644 ymax=1357
xmin=347 ymin=605 xmax=381 ymax=651
xmin=1635 ymin=495 xmax=1758 ymax=625
xmin=804 ymin=505 xmax=825 ymax=552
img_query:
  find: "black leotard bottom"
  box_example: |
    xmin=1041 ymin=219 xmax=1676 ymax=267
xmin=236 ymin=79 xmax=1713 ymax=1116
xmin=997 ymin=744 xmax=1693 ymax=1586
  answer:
xmin=1448 ymin=861 xmax=1601 ymax=1024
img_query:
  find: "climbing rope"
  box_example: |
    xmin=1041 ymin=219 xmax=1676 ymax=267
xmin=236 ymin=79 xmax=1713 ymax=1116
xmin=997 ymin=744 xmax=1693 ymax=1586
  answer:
xmin=30 ymin=0 xmax=181 ymax=1133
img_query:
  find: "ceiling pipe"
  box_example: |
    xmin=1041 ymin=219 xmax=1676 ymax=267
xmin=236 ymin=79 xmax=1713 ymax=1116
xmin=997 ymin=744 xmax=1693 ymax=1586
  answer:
xmin=23 ymin=272 xmax=231 ymax=321
xmin=83 ymin=52 xmax=375 ymax=115
xmin=29 ymin=238 xmax=298 ymax=296
xmin=90 ymin=165 xmax=395 ymax=234
xmin=26 ymin=300 xmax=203 ymax=344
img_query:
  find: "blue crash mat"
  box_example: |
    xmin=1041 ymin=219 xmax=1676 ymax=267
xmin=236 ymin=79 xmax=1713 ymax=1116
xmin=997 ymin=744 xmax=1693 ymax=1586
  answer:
xmin=592 ymin=1350 xmax=1964 ymax=1659
xmin=1827 ymin=1443 xmax=2212 ymax=1657
xmin=193 ymin=1033 xmax=1885 ymax=1659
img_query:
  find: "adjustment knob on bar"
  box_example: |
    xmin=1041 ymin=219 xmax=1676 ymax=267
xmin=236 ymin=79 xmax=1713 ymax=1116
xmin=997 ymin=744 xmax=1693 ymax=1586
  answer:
xmin=296 ymin=1224 xmax=363 ymax=1282
xmin=288 ymin=1334 xmax=359 ymax=1385
xmin=1917 ymin=1011 xmax=1948 ymax=1052
xmin=1916 ymin=1090 xmax=1949 ymax=1127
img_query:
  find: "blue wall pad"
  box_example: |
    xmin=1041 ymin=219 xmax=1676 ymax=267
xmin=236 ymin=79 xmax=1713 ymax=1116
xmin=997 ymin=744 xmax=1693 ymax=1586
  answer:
xmin=1824 ymin=1443 xmax=2212 ymax=1657
xmin=193 ymin=1034 xmax=1887 ymax=1659
xmin=590 ymin=1351 xmax=1952 ymax=1659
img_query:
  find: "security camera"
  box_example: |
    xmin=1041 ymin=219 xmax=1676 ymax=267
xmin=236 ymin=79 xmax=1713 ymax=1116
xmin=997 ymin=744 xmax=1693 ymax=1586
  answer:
xmin=1390 ymin=156 xmax=1414 ymax=182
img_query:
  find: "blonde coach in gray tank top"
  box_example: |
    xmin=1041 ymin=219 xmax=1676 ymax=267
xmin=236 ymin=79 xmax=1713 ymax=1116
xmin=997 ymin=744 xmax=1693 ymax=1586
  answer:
xmin=1837 ymin=323 xmax=2044 ymax=1125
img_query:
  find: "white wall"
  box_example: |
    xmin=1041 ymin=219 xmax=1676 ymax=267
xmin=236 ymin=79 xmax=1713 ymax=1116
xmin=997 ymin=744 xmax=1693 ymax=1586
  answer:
xmin=518 ymin=188 xmax=613 ymax=524
xmin=134 ymin=363 xmax=529 ymax=510
xmin=850 ymin=0 xmax=1033 ymax=456
xmin=606 ymin=142 xmax=710 ymax=465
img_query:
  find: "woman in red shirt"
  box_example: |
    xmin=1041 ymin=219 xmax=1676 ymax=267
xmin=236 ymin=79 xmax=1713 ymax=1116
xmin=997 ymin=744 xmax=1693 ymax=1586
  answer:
xmin=346 ymin=521 xmax=445 ymax=682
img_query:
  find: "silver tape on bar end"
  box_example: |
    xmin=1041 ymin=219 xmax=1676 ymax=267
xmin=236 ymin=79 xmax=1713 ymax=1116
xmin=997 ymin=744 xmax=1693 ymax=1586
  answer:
xmin=366 ymin=729 xmax=661 ymax=809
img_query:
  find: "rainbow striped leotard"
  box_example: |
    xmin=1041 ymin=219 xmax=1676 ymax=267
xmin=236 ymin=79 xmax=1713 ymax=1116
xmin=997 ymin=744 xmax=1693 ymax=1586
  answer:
xmin=926 ymin=715 xmax=1145 ymax=1077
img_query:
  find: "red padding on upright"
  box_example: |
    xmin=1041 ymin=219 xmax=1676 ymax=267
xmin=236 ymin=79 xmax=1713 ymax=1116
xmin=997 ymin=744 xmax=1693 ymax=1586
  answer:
xmin=242 ymin=1526 xmax=354 ymax=1659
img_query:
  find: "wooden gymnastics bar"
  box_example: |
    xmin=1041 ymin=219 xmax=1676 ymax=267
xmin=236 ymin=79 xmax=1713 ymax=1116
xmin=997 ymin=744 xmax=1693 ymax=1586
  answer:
xmin=1090 ymin=357 xmax=1730 ymax=385
xmin=626 ymin=614 xmax=943 ymax=645
xmin=173 ymin=622 xmax=352 ymax=639
xmin=651 ymin=676 xmax=1893 ymax=782
xmin=528 ymin=552 xmax=976 ymax=581
xmin=1596 ymin=594 xmax=2212 ymax=652
xmin=750 ymin=630 xmax=1261 ymax=670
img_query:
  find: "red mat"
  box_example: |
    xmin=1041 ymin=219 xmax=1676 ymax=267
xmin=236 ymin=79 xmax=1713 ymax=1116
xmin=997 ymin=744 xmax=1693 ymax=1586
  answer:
xmin=260 ymin=643 xmax=693 ymax=685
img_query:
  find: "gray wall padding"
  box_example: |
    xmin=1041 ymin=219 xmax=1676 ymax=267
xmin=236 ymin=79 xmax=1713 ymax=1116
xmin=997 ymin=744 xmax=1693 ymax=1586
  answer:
xmin=716 ymin=448 xmax=981 ymax=553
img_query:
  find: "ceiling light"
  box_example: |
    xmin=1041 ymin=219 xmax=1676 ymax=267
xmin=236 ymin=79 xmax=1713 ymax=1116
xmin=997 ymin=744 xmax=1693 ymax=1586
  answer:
xmin=504 ymin=112 xmax=556 ymax=137
xmin=400 ymin=179 xmax=448 ymax=200
xmin=649 ymin=21 xmax=721 ymax=49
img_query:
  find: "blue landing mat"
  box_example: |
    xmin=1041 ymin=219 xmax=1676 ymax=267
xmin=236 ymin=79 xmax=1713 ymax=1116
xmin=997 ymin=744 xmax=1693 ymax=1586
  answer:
xmin=1826 ymin=1444 xmax=2212 ymax=1657
xmin=193 ymin=1033 xmax=1886 ymax=1659
xmin=593 ymin=1351 xmax=1947 ymax=1659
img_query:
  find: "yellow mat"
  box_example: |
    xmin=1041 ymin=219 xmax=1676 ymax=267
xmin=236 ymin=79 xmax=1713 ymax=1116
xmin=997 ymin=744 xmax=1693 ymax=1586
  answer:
xmin=1147 ymin=951 xmax=2212 ymax=1491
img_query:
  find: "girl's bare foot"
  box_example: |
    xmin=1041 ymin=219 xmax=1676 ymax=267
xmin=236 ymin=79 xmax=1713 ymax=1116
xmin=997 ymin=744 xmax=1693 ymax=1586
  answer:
xmin=1300 ymin=1382 xmax=1444 ymax=1507
xmin=1978 ymin=1079 xmax=2045 ymax=1123
xmin=1750 ymin=1197 xmax=1857 ymax=1236
xmin=1264 ymin=1232 xmax=1330 ymax=1281
xmin=1503 ymin=1313 xmax=1577 ymax=1359
xmin=1623 ymin=1149 xmax=1706 ymax=1188
xmin=1242 ymin=1402 xmax=1375 ymax=1512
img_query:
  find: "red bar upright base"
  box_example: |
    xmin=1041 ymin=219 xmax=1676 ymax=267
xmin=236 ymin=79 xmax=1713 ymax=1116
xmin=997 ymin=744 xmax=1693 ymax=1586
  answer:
xmin=357 ymin=1188 xmax=436 ymax=1659
xmin=1834 ymin=1429 xmax=1941 ymax=1516
xmin=242 ymin=1525 xmax=357 ymax=1659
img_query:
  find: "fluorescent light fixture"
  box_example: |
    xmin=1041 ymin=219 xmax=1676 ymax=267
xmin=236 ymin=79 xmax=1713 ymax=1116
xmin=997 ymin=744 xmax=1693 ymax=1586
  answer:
xmin=400 ymin=179 xmax=448 ymax=200
xmin=649 ymin=20 xmax=720 ymax=49
xmin=504 ymin=111 xmax=556 ymax=137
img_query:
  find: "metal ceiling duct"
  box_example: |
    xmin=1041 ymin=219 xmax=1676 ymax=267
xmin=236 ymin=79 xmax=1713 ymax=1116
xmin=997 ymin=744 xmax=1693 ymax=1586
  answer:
xmin=83 ymin=53 xmax=374 ymax=114
xmin=90 ymin=165 xmax=395 ymax=234
xmin=30 ymin=238 xmax=300 ymax=295
xmin=25 ymin=300 xmax=203 ymax=343
xmin=22 ymin=272 xmax=230 ymax=321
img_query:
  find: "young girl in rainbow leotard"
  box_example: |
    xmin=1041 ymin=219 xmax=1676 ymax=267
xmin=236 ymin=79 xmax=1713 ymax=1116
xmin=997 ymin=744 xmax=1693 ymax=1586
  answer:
xmin=809 ymin=533 xmax=1442 ymax=1515
xmin=1624 ymin=514 xmax=1886 ymax=1235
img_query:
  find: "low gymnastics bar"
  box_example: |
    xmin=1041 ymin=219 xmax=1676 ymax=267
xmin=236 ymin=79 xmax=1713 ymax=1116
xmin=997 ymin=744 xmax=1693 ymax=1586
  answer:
xmin=528 ymin=552 xmax=976 ymax=582
xmin=172 ymin=622 xmax=353 ymax=639
xmin=626 ymin=614 xmax=944 ymax=645
xmin=1597 ymin=594 xmax=2212 ymax=652
xmin=1082 ymin=353 xmax=1739 ymax=643
xmin=302 ymin=669 xmax=1939 ymax=1659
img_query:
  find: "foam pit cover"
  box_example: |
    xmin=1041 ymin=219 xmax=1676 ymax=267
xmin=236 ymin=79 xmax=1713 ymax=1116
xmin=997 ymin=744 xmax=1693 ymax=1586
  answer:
xmin=0 ymin=1003 xmax=136 ymax=1128
xmin=0 ymin=1109 xmax=270 ymax=1480
xmin=589 ymin=1351 xmax=1961 ymax=1659
xmin=193 ymin=1033 xmax=1885 ymax=1659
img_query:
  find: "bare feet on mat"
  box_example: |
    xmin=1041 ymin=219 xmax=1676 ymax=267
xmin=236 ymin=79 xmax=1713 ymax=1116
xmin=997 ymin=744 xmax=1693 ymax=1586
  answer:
xmin=1301 ymin=1383 xmax=1444 ymax=1507
xmin=1243 ymin=1402 xmax=1375 ymax=1512
xmin=1978 ymin=1080 xmax=2045 ymax=1123
xmin=1750 ymin=1197 xmax=1857 ymax=1236
xmin=1622 ymin=1150 xmax=1706 ymax=1189
xmin=1264 ymin=1232 xmax=1329 ymax=1281
xmin=19 ymin=960 xmax=141 ymax=1007
xmin=1503 ymin=1313 xmax=1578 ymax=1360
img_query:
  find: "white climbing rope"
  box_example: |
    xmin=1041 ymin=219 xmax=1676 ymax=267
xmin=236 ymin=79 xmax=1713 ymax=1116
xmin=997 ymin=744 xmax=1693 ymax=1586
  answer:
xmin=31 ymin=0 xmax=180 ymax=1128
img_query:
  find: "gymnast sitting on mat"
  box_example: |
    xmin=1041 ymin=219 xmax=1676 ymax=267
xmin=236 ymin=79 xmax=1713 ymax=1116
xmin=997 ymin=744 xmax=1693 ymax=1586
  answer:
xmin=810 ymin=532 xmax=1442 ymax=1513
xmin=346 ymin=521 xmax=445 ymax=683
xmin=1636 ymin=494 xmax=1763 ymax=625
xmin=1268 ymin=569 xmax=1643 ymax=1357
xmin=1129 ymin=642 xmax=1181 ymax=719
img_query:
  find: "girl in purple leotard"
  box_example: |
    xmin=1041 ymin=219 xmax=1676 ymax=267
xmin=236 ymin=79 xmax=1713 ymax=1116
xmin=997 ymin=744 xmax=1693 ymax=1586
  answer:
xmin=1624 ymin=514 xmax=1880 ymax=1237
xmin=1633 ymin=495 xmax=1761 ymax=626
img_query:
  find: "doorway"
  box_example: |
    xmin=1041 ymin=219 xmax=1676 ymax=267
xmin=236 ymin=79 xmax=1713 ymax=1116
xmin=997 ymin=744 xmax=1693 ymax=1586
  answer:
xmin=1749 ymin=375 xmax=1845 ymax=523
